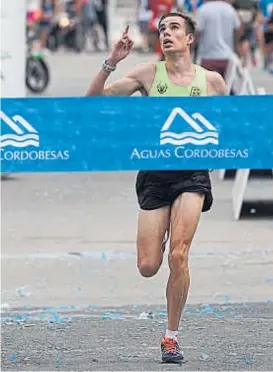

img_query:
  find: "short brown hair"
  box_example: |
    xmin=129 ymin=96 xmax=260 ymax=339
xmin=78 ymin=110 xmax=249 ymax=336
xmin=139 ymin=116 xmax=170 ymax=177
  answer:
xmin=158 ymin=12 xmax=196 ymax=35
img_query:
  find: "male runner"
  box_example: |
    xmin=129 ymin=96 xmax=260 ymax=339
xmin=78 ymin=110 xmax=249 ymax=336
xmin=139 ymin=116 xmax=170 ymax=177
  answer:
xmin=86 ymin=12 xmax=228 ymax=363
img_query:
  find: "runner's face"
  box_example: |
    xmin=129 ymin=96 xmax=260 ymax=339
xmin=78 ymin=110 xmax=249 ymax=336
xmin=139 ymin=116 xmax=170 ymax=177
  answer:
xmin=158 ymin=16 xmax=192 ymax=53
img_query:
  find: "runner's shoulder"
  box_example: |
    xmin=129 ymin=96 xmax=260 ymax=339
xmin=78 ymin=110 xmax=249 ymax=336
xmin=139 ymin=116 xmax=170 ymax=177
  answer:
xmin=203 ymin=69 xmax=228 ymax=96
xmin=204 ymin=68 xmax=224 ymax=83
xmin=127 ymin=62 xmax=156 ymax=83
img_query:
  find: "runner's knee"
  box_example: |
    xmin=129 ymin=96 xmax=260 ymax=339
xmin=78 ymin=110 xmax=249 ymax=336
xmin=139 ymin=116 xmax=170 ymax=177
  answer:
xmin=137 ymin=239 xmax=162 ymax=278
xmin=138 ymin=259 xmax=161 ymax=277
xmin=168 ymin=244 xmax=190 ymax=273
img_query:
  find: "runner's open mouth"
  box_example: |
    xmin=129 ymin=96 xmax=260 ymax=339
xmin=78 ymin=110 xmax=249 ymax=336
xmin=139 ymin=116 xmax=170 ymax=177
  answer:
xmin=163 ymin=39 xmax=173 ymax=46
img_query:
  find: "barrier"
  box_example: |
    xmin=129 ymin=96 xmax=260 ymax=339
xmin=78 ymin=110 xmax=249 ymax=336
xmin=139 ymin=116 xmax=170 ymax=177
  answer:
xmin=217 ymin=54 xmax=273 ymax=219
xmin=1 ymin=95 xmax=273 ymax=174
xmin=232 ymin=168 xmax=273 ymax=220
xmin=219 ymin=55 xmax=272 ymax=180
xmin=219 ymin=54 xmax=258 ymax=180
xmin=219 ymin=169 xmax=273 ymax=181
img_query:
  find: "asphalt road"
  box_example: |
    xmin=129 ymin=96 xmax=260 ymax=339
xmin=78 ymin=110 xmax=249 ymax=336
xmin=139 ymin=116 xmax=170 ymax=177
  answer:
xmin=2 ymin=302 xmax=273 ymax=371
xmin=1 ymin=51 xmax=273 ymax=371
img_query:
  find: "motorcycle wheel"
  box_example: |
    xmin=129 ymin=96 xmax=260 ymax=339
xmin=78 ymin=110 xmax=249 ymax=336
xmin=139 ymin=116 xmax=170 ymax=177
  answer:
xmin=26 ymin=56 xmax=50 ymax=94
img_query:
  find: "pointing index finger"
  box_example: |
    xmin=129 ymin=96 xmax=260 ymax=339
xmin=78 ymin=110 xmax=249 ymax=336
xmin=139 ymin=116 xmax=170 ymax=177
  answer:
xmin=123 ymin=25 xmax=130 ymax=36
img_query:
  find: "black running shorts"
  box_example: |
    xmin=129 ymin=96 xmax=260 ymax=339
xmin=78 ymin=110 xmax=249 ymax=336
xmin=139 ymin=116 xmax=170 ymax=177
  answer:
xmin=135 ymin=170 xmax=213 ymax=212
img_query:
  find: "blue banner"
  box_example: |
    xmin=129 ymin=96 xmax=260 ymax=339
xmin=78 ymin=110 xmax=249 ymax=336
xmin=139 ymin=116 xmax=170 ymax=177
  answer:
xmin=1 ymin=95 xmax=273 ymax=173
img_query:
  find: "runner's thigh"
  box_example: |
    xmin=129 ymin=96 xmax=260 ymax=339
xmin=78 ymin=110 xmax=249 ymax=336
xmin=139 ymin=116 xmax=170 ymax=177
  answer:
xmin=137 ymin=206 xmax=170 ymax=266
xmin=170 ymin=192 xmax=204 ymax=254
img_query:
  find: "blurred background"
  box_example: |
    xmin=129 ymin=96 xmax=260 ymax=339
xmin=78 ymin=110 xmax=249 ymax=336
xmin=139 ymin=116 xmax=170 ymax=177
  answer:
xmin=18 ymin=0 xmax=273 ymax=95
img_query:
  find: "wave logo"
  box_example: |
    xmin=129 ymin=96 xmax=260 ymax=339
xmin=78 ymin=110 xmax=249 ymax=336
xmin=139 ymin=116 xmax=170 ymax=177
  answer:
xmin=0 ymin=110 xmax=39 ymax=148
xmin=160 ymin=107 xmax=219 ymax=146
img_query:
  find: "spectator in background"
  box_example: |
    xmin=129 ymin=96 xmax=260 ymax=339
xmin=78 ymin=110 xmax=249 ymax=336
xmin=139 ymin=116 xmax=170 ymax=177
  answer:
xmin=183 ymin=0 xmax=203 ymax=19
xmin=39 ymin=0 xmax=64 ymax=50
xmin=74 ymin=0 xmax=85 ymax=16
xmin=265 ymin=7 xmax=273 ymax=72
xmin=195 ymin=0 xmax=242 ymax=78
xmin=82 ymin=0 xmax=100 ymax=51
xmin=257 ymin=0 xmax=273 ymax=71
xmin=94 ymin=0 xmax=109 ymax=50
xmin=39 ymin=0 xmax=55 ymax=50
xmin=233 ymin=0 xmax=259 ymax=67
xmin=27 ymin=0 xmax=43 ymax=54
xmin=27 ymin=0 xmax=42 ymax=24
xmin=137 ymin=0 xmax=152 ymax=52
xmin=147 ymin=0 xmax=177 ymax=56
xmin=182 ymin=0 xmax=203 ymax=61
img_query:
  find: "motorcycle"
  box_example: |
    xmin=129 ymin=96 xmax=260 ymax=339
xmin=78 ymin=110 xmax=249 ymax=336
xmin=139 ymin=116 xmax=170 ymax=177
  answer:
xmin=47 ymin=2 xmax=85 ymax=53
xmin=26 ymin=23 xmax=50 ymax=94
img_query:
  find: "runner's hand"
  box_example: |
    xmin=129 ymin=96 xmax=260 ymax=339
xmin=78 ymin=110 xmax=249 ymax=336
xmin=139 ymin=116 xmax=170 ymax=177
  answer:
xmin=108 ymin=26 xmax=134 ymax=65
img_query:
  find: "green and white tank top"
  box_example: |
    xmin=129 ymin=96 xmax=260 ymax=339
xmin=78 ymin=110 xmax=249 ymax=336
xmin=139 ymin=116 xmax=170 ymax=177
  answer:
xmin=149 ymin=61 xmax=207 ymax=97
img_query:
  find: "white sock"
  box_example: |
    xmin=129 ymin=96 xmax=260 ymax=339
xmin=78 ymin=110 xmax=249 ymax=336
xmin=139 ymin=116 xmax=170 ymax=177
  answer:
xmin=165 ymin=329 xmax=178 ymax=340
